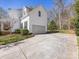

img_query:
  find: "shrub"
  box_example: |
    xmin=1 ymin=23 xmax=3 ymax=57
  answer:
xmin=48 ymin=20 xmax=58 ymax=32
xmin=62 ymin=25 xmax=68 ymax=30
xmin=0 ymin=31 xmax=2 ymax=35
xmin=21 ymin=29 xmax=29 ymax=35
xmin=1 ymin=31 xmax=10 ymax=35
xmin=75 ymin=0 xmax=79 ymax=36
xmin=76 ymin=29 xmax=79 ymax=36
xmin=47 ymin=30 xmax=59 ymax=33
xmin=15 ymin=29 xmax=20 ymax=34
xmin=28 ymin=33 xmax=32 ymax=35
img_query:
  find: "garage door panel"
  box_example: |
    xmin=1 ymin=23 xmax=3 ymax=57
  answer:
xmin=32 ymin=25 xmax=46 ymax=33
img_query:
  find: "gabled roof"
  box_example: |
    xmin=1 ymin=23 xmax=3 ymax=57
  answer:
xmin=23 ymin=6 xmax=34 ymax=13
xmin=21 ymin=5 xmax=47 ymax=19
xmin=29 ymin=5 xmax=47 ymax=14
xmin=24 ymin=5 xmax=46 ymax=13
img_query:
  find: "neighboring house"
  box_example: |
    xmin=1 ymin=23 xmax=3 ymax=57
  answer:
xmin=0 ymin=6 xmax=47 ymax=34
xmin=0 ymin=8 xmax=22 ymax=32
xmin=7 ymin=9 xmax=22 ymax=32
xmin=21 ymin=6 xmax=47 ymax=33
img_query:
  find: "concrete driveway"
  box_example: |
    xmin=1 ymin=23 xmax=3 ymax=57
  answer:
xmin=0 ymin=33 xmax=78 ymax=59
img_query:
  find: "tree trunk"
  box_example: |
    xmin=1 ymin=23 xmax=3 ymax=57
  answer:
xmin=59 ymin=10 xmax=62 ymax=30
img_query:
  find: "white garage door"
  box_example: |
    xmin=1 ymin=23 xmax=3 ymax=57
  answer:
xmin=32 ymin=25 xmax=46 ymax=34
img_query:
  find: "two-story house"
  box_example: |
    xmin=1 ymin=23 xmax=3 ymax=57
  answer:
xmin=21 ymin=6 xmax=47 ymax=33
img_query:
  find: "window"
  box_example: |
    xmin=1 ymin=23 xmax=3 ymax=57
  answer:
xmin=38 ymin=11 xmax=41 ymax=17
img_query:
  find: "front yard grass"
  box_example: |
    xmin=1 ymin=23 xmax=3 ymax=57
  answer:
xmin=47 ymin=30 xmax=75 ymax=34
xmin=59 ymin=30 xmax=75 ymax=34
xmin=0 ymin=34 xmax=33 ymax=45
xmin=77 ymin=37 xmax=79 ymax=58
xmin=77 ymin=37 xmax=79 ymax=46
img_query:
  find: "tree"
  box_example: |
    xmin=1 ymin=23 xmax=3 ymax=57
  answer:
xmin=74 ymin=0 xmax=79 ymax=35
xmin=75 ymin=0 xmax=79 ymax=28
xmin=0 ymin=7 xmax=9 ymax=34
xmin=0 ymin=7 xmax=8 ymax=19
xmin=70 ymin=17 xmax=75 ymax=29
xmin=53 ymin=0 xmax=75 ymax=30
xmin=53 ymin=0 xmax=64 ymax=29
xmin=48 ymin=20 xmax=58 ymax=31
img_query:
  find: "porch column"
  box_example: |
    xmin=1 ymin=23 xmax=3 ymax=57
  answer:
xmin=23 ymin=22 xmax=25 ymax=29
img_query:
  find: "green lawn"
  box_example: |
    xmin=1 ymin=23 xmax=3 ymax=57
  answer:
xmin=0 ymin=34 xmax=33 ymax=45
xmin=77 ymin=37 xmax=79 ymax=58
xmin=77 ymin=37 xmax=79 ymax=46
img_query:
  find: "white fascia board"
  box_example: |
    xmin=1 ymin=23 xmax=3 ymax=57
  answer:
xmin=21 ymin=16 xmax=30 ymax=23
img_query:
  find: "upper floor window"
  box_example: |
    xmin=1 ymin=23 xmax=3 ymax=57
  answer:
xmin=38 ymin=11 xmax=41 ymax=17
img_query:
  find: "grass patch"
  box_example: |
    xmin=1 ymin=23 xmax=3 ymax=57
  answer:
xmin=77 ymin=37 xmax=79 ymax=58
xmin=77 ymin=37 xmax=79 ymax=46
xmin=47 ymin=30 xmax=59 ymax=33
xmin=0 ymin=34 xmax=33 ymax=45
xmin=59 ymin=30 xmax=75 ymax=34
xmin=47 ymin=30 xmax=75 ymax=34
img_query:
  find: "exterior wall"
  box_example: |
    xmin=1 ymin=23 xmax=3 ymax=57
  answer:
xmin=11 ymin=19 xmax=21 ymax=32
xmin=29 ymin=6 xmax=47 ymax=33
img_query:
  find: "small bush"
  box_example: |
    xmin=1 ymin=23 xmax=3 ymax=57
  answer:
xmin=21 ymin=29 xmax=29 ymax=35
xmin=0 ymin=31 xmax=2 ymax=35
xmin=47 ymin=30 xmax=59 ymax=33
xmin=28 ymin=33 xmax=32 ymax=35
xmin=2 ymin=31 xmax=10 ymax=35
xmin=15 ymin=29 xmax=20 ymax=34
xmin=76 ymin=29 xmax=79 ymax=36
xmin=62 ymin=25 xmax=68 ymax=30
xmin=48 ymin=20 xmax=58 ymax=32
